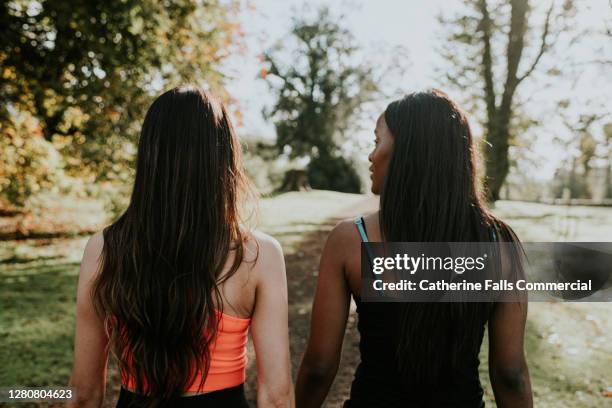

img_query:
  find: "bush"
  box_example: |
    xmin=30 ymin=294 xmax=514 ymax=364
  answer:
xmin=0 ymin=119 xmax=65 ymax=208
xmin=307 ymin=153 xmax=362 ymax=193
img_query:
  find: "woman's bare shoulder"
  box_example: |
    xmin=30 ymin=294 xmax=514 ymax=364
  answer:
xmin=244 ymin=229 xmax=282 ymax=256
xmin=74 ymin=230 xmax=106 ymax=293
xmin=331 ymin=211 xmax=378 ymax=242
xmin=322 ymin=217 xmax=368 ymax=258
xmin=81 ymin=231 xmax=104 ymax=273
xmin=241 ymin=229 xmax=284 ymax=277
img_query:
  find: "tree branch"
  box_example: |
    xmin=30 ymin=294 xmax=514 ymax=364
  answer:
xmin=502 ymin=0 xmax=529 ymax=102
xmin=265 ymin=55 xmax=301 ymax=95
xmin=516 ymin=0 xmax=554 ymax=85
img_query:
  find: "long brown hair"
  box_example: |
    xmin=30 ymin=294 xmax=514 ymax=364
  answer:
xmin=381 ymin=89 xmax=522 ymax=384
xmin=92 ymin=85 xmax=251 ymax=403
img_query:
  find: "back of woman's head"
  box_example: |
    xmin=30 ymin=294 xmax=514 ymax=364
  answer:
xmin=92 ymin=85 xmax=250 ymax=403
xmin=379 ymin=90 xmax=520 ymax=384
xmin=381 ymin=89 xmax=487 ymax=242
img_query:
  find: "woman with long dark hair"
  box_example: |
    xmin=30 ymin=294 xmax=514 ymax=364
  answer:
xmin=69 ymin=86 xmax=293 ymax=407
xmin=295 ymin=90 xmax=532 ymax=407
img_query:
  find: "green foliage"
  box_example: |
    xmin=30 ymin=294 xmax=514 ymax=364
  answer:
xmin=0 ymin=115 xmax=65 ymax=207
xmin=0 ymin=0 xmax=241 ymax=207
xmin=262 ymin=5 xmax=378 ymax=188
xmin=307 ymin=152 xmax=362 ymax=193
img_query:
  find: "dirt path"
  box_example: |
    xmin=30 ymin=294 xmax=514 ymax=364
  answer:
xmin=244 ymin=196 xmax=378 ymax=406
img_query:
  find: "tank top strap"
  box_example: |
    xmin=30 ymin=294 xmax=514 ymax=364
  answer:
xmin=354 ymin=216 xmax=379 ymax=285
xmin=354 ymin=216 xmax=370 ymax=242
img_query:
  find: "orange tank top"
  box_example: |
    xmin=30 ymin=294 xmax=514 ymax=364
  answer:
xmin=121 ymin=310 xmax=251 ymax=393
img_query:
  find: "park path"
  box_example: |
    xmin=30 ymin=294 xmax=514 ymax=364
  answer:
xmin=243 ymin=195 xmax=378 ymax=407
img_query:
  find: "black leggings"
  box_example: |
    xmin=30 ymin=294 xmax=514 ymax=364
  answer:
xmin=116 ymin=384 xmax=249 ymax=407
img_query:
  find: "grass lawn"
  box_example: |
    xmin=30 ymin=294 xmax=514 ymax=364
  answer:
xmin=0 ymin=191 xmax=610 ymax=407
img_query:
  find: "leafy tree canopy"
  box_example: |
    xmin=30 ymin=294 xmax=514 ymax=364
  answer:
xmin=0 ymin=0 xmax=241 ymax=206
xmin=262 ymin=6 xmax=379 ymax=160
xmin=0 ymin=0 xmax=240 ymax=177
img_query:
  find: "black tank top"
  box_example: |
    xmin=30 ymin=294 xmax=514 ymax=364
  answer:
xmin=345 ymin=217 xmax=486 ymax=408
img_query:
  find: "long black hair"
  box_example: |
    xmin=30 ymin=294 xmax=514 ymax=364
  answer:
xmin=92 ymin=85 xmax=252 ymax=404
xmin=380 ymin=89 xmax=521 ymax=383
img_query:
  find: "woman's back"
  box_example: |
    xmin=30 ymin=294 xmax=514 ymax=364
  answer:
xmin=350 ymin=301 xmax=485 ymax=407
xmin=342 ymin=214 xmax=486 ymax=407
xmin=68 ymin=86 xmax=293 ymax=408
xmin=112 ymin=228 xmax=287 ymax=398
xmin=118 ymin=230 xmax=263 ymax=394
xmin=296 ymin=90 xmax=531 ymax=408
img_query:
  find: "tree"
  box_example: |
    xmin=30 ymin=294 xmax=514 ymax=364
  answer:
xmin=0 ymin=0 xmax=241 ymax=193
xmin=438 ymin=0 xmax=576 ymax=201
xmin=552 ymin=114 xmax=609 ymax=200
xmin=262 ymin=6 xmax=379 ymax=192
xmin=604 ymin=123 xmax=612 ymax=199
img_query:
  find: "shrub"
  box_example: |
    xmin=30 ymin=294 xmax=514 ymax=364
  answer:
xmin=307 ymin=153 xmax=362 ymax=193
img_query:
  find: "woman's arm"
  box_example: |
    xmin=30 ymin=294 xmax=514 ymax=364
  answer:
xmin=295 ymin=222 xmax=351 ymax=408
xmin=488 ymin=301 xmax=533 ymax=407
xmin=67 ymin=232 xmax=109 ymax=408
xmin=251 ymin=233 xmax=294 ymax=408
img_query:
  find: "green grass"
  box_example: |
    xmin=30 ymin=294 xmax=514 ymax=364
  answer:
xmin=1 ymin=192 xmax=611 ymax=407
xmin=493 ymin=200 xmax=612 ymax=242
xmin=479 ymin=303 xmax=612 ymax=407
xmin=1 ymin=259 xmax=80 ymax=386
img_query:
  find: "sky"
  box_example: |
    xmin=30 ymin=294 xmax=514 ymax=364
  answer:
xmin=224 ymin=0 xmax=444 ymax=137
xmin=222 ymin=0 xmax=612 ymax=182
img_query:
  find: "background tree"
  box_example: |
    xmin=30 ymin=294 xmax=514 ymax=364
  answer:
xmin=0 ymin=0 xmax=241 ymax=207
xmin=438 ymin=0 xmax=577 ymax=201
xmin=605 ymin=123 xmax=612 ymax=199
xmin=552 ymin=114 xmax=610 ymax=200
xmin=262 ymin=6 xmax=380 ymax=193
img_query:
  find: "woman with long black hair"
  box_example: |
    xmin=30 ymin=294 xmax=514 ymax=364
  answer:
xmin=296 ymin=90 xmax=532 ymax=407
xmin=69 ymin=86 xmax=293 ymax=407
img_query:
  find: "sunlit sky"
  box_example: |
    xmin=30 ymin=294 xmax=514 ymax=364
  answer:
xmin=222 ymin=0 xmax=611 ymax=182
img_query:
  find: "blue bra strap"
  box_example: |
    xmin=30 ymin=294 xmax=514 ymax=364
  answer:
xmin=354 ymin=217 xmax=380 ymax=297
xmin=354 ymin=216 xmax=369 ymax=242
xmin=355 ymin=216 xmax=376 ymax=268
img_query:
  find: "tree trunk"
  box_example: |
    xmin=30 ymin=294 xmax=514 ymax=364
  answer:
xmin=484 ymin=122 xmax=511 ymax=202
xmin=605 ymin=144 xmax=612 ymax=199
xmin=278 ymin=169 xmax=311 ymax=192
xmin=481 ymin=0 xmax=528 ymax=202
